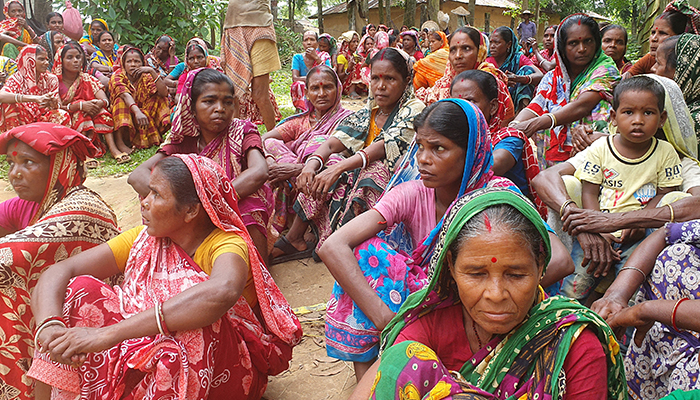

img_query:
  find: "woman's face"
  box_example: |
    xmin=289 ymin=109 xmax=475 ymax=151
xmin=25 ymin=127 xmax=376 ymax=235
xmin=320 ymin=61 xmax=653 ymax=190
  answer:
xmin=368 ymin=26 xmax=377 ymax=37
xmin=450 ymin=79 xmax=498 ymax=122
xmin=62 ymin=48 xmax=83 ymax=74
xmin=364 ymin=37 xmax=375 ymax=52
xmin=52 ymin=33 xmax=65 ymax=50
xmin=7 ymin=3 xmax=24 ymax=19
xmin=318 ymin=40 xmax=331 ymax=54
xmin=415 ymin=125 xmax=466 ymax=188
xmin=194 ymin=82 xmax=235 ymax=135
xmin=602 ymin=28 xmax=627 ymax=62
xmin=154 ymin=39 xmax=171 ymax=60
xmin=303 ymin=32 xmax=318 ymax=50
xmin=653 ymin=48 xmax=675 ymax=79
xmin=402 ymin=35 xmax=416 ymax=52
xmin=563 ymin=24 xmax=596 ymax=72
xmin=649 ymin=18 xmax=674 ymax=55
xmin=98 ymin=33 xmax=114 ymax=53
xmin=90 ymin=21 xmax=104 ymax=37
xmin=306 ymin=72 xmax=337 ymax=114
xmin=429 ymin=35 xmax=443 ymax=53
xmin=141 ymin=167 xmax=190 ymax=238
xmin=450 ymin=227 xmax=543 ymax=336
xmin=48 ymin=15 xmax=63 ymax=32
xmin=489 ymin=31 xmax=510 ymax=60
xmin=35 ymin=49 xmax=49 ymax=73
xmin=543 ymin=27 xmax=556 ymax=50
xmin=186 ymin=48 xmax=206 ymax=70
xmin=6 ymin=139 xmax=51 ymax=203
xmin=124 ymin=51 xmax=143 ymax=77
xmin=449 ymin=32 xmax=479 ymax=74
xmin=349 ymin=36 xmax=360 ymax=53
xmin=370 ymin=59 xmax=408 ymax=109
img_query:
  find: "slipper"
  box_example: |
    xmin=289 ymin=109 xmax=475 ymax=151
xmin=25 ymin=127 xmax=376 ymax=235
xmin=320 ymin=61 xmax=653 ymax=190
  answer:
xmin=270 ymin=236 xmax=315 ymax=265
xmin=85 ymin=157 xmax=100 ymax=169
xmin=115 ymin=152 xmax=131 ymax=164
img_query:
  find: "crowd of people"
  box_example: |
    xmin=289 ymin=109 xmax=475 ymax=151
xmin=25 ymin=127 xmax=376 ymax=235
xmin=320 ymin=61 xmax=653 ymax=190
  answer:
xmin=2 ymin=0 xmax=700 ymax=398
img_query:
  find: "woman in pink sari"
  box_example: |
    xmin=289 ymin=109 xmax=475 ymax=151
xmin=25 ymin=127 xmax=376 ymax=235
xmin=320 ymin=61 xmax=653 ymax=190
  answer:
xmin=129 ymin=68 xmax=273 ymax=263
xmin=28 ymin=154 xmax=302 ymax=400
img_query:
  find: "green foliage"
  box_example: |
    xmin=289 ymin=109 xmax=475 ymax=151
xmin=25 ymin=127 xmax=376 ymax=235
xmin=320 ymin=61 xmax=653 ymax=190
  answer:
xmin=63 ymin=0 xmax=226 ymax=56
xmin=275 ymin=24 xmax=303 ymax=66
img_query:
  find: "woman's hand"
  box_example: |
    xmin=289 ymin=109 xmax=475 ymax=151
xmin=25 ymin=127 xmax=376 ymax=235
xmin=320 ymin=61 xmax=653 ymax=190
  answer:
xmin=306 ymin=47 xmax=320 ymax=63
xmin=296 ymin=164 xmax=319 ymax=195
xmin=505 ymin=72 xmax=518 ymax=87
xmin=134 ymin=108 xmax=149 ymax=130
xmin=268 ymin=162 xmax=303 ymax=184
xmin=43 ymin=326 xmax=116 ymax=366
xmin=513 ymin=117 xmax=543 ymax=138
xmin=571 ymin=124 xmax=606 ymax=153
xmin=310 ymin=163 xmax=345 ymax=200
xmin=134 ymin=66 xmax=155 ymax=80
xmin=591 ymin=296 xmax=628 ymax=321
xmin=34 ymin=94 xmax=54 ymax=108
xmin=82 ymin=100 xmax=103 ymax=116
xmin=606 ymin=303 xmax=655 ymax=347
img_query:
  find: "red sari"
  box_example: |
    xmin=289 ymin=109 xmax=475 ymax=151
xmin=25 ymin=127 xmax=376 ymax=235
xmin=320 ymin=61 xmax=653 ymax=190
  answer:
xmin=0 ymin=123 xmax=119 ymax=400
xmin=28 ymin=154 xmax=302 ymax=400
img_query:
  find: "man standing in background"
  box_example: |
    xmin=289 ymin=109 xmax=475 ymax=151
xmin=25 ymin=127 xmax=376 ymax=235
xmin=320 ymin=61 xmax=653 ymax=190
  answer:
xmin=517 ymin=10 xmax=537 ymax=46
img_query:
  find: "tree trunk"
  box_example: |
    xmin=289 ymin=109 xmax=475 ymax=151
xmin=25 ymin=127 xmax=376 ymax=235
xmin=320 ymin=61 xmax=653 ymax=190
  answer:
xmin=468 ymin=0 xmax=475 ymax=25
xmin=404 ymin=0 xmax=416 ymax=28
xmin=386 ymin=0 xmax=393 ymax=28
xmin=289 ymin=0 xmax=295 ymax=31
xmin=271 ymin=0 xmax=279 ymax=21
xmin=427 ymin=0 xmax=439 ymax=22
xmin=359 ymin=0 xmax=369 ymax=19
xmin=348 ymin=0 xmax=358 ymax=31
xmin=521 ymin=0 xmax=529 ymax=11
xmin=379 ymin=0 xmax=385 ymax=24
xmin=420 ymin=3 xmax=429 ymax=26
xmin=317 ymin=0 xmax=324 ymax=33
xmin=533 ymin=0 xmax=540 ymax=36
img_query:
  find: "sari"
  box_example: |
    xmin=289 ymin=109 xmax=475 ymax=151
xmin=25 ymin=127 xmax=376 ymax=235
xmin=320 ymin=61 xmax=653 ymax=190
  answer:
xmin=89 ymin=48 xmax=116 ymax=69
xmin=290 ymin=49 xmax=331 ymax=111
xmin=295 ymin=52 xmax=425 ymax=253
xmin=673 ymin=33 xmax=700 ymax=152
xmin=413 ymin=31 xmax=449 ymax=89
xmin=0 ymin=0 xmax=33 ymax=59
xmin=54 ymin=49 xmax=114 ymax=158
xmin=371 ymin=188 xmax=627 ymax=400
xmin=265 ymin=70 xmax=354 ymax=235
xmin=0 ymin=123 xmax=119 ymax=400
xmin=165 ymin=68 xmax=274 ymax=241
xmin=0 ymin=45 xmax=70 ymax=131
xmin=325 ymin=99 xmax=513 ymax=362
xmin=109 ymin=46 xmax=170 ymax=149
xmin=360 ymin=32 xmax=390 ymax=87
xmin=665 ymin=0 xmax=700 ymax=35
xmin=27 ymin=154 xmax=302 ymax=400
xmin=39 ymin=31 xmax=59 ymax=70
xmin=486 ymin=27 xmax=538 ymax=107
xmin=338 ymin=31 xmax=363 ymax=94
xmin=145 ymin=35 xmax=178 ymax=78
xmin=526 ymin=14 xmax=619 ymax=167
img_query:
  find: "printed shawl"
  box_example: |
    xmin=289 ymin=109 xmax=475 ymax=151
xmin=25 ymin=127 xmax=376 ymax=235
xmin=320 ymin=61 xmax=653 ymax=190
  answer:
xmin=673 ymin=33 xmax=700 ymax=151
xmin=377 ymin=188 xmax=627 ymax=400
xmin=0 ymin=123 xmax=118 ymax=400
xmin=664 ymin=0 xmax=700 ymax=34
xmin=413 ymin=31 xmax=449 ymax=89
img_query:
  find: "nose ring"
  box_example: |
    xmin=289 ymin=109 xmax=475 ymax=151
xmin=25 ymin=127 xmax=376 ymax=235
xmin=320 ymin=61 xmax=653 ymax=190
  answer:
xmin=15 ymin=172 xmax=21 ymax=179
xmin=143 ymin=202 xmax=149 ymax=207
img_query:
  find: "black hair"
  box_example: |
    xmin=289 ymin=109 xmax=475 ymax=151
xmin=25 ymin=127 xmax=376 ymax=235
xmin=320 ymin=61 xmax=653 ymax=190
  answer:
xmin=370 ymin=47 xmax=411 ymax=80
xmin=60 ymin=41 xmax=87 ymax=71
xmin=493 ymin=26 xmax=514 ymax=45
xmin=612 ymin=75 xmax=665 ymax=112
xmin=413 ymin=101 xmax=470 ymax=149
xmin=388 ymin=34 xmax=398 ymax=46
xmin=45 ymin=12 xmax=62 ymax=25
xmin=35 ymin=44 xmax=47 ymax=56
xmin=156 ymin=35 xmax=172 ymax=45
xmin=430 ymin=31 xmax=442 ymax=41
xmin=600 ymin=24 xmax=628 ymax=44
xmin=544 ymin=25 xmax=558 ymax=34
xmin=186 ymin=43 xmax=205 ymax=58
xmin=368 ymin=24 xmax=376 ymax=30
xmin=557 ymin=15 xmax=601 ymax=66
xmin=123 ymin=47 xmax=145 ymax=64
xmin=306 ymin=65 xmax=337 ymax=87
xmin=401 ymin=32 xmax=418 ymax=45
xmin=191 ymin=68 xmax=234 ymax=105
xmin=657 ymin=35 xmax=680 ymax=72
xmin=90 ymin=19 xmax=107 ymax=31
xmin=450 ymin=70 xmax=499 ymax=101
xmin=95 ymin=30 xmax=114 ymax=44
xmin=658 ymin=10 xmax=689 ymax=35
xmin=153 ymin=157 xmax=200 ymax=210
xmin=449 ymin=26 xmax=481 ymax=51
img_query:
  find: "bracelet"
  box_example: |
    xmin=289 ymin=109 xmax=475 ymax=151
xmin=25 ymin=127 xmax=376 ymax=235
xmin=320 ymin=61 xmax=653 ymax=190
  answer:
xmin=155 ymin=302 xmax=165 ymax=336
xmin=559 ymin=199 xmax=575 ymax=217
xmin=305 ymin=155 xmax=324 ymax=173
xmin=35 ymin=315 xmax=66 ymax=333
xmin=154 ymin=75 xmax=162 ymax=83
xmin=668 ymin=204 xmax=675 ymax=223
xmin=130 ymin=103 xmax=139 ymax=113
xmin=508 ymin=120 xmax=521 ymax=127
xmin=358 ymin=149 xmax=368 ymax=169
xmin=34 ymin=320 xmax=67 ymax=349
xmin=102 ymin=98 xmax=109 ymax=108
xmin=526 ymin=75 xmax=532 ymax=85
xmin=619 ymin=266 xmax=647 ymax=280
xmin=157 ymin=302 xmax=170 ymax=335
xmin=672 ymin=298 xmax=690 ymax=331
xmin=545 ymin=113 xmax=556 ymax=130
xmin=79 ymin=101 xmax=83 ymax=111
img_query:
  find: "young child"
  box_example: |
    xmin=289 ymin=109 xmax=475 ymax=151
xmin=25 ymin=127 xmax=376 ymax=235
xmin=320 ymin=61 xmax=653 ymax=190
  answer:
xmin=562 ymin=75 xmax=683 ymax=302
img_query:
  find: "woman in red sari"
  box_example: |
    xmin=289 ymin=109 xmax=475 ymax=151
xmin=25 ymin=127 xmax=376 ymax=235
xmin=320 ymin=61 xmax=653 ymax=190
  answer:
xmin=28 ymin=154 xmax=302 ymax=400
xmin=0 ymin=0 xmax=38 ymax=59
xmin=0 ymin=123 xmax=119 ymax=400
xmin=0 ymin=45 xmax=70 ymax=131
xmin=55 ymin=41 xmax=117 ymax=165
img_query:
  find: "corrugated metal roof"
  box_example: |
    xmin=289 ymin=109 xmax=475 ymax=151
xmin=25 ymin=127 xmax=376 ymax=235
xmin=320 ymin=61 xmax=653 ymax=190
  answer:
xmin=321 ymin=0 xmax=519 ymax=15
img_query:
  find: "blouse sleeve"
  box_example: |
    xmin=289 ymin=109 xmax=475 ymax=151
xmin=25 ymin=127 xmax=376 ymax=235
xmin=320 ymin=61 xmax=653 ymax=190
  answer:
xmin=108 ymin=72 xmax=130 ymax=99
xmin=107 ymin=226 xmax=144 ymax=272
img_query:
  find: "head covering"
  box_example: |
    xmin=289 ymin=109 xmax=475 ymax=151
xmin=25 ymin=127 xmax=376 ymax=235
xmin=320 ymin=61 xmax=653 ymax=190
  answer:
xmin=0 ymin=122 xmax=98 ymax=223
xmin=40 ymin=31 xmax=59 ymax=65
xmin=400 ymin=30 xmax=419 ymax=46
xmin=374 ymin=31 xmax=390 ymax=51
xmin=490 ymin=27 xmax=524 ymax=74
xmin=339 ymin=30 xmax=359 ymax=47
xmin=434 ymin=30 xmax=449 ymax=51
xmin=521 ymin=9 xmax=534 ymax=16
xmin=318 ymin=32 xmax=337 ymax=56
xmin=673 ymin=33 xmax=700 ymax=147
xmin=2 ymin=45 xmax=60 ymax=117
xmin=664 ymin=0 xmax=700 ymax=34
xmin=0 ymin=0 xmax=24 ymax=40
xmin=87 ymin=18 xmax=108 ymax=44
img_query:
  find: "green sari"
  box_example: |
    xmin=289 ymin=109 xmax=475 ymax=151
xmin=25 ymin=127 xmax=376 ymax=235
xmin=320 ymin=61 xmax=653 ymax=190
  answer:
xmin=673 ymin=33 xmax=700 ymax=154
xmin=371 ymin=188 xmax=627 ymax=400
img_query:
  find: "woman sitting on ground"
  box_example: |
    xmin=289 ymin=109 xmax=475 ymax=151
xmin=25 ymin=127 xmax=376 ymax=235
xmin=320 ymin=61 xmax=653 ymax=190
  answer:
xmin=412 ymin=31 xmax=449 ymax=90
xmin=486 ymin=26 xmax=543 ymax=112
xmin=318 ymin=33 xmax=337 ymax=67
xmin=336 ymin=31 xmax=364 ymax=99
xmin=0 ymin=45 xmax=69 ymax=131
xmin=109 ymin=45 xmax=170 ymax=150
xmin=0 ymin=123 xmax=119 ymax=400
xmin=165 ymin=38 xmax=223 ymax=100
xmin=529 ymin=25 xmax=557 ymax=72
xmin=0 ymin=0 xmax=38 ymax=59
xmin=55 ymin=41 xmax=118 ymax=165
xmin=145 ymin=34 xmax=179 ymax=78
xmin=400 ymin=30 xmax=424 ymax=61
xmin=27 ymin=154 xmax=302 ymax=400
xmin=271 ymin=48 xmax=425 ymax=261
xmin=88 ymin=30 xmax=117 ymax=78
xmin=601 ymin=24 xmax=634 ymax=75
xmin=45 ymin=11 xmax=63 ymax=33
xmin=39 ymin=30 xmax=64 ymax=71
xmin=291 ymin=31 xmax=331 ymax=112
xmin=350 ymin=187 xmax=626 ymax=400
xmin=263 ymin=66 xmax=353 ymax=254
xmin=79 ymin=18 xmax=113 ymax=56
xmin=128 ymin=68 xmax=272 ymax=264
xmin=319 ymin=100 xmax=572 ymax=382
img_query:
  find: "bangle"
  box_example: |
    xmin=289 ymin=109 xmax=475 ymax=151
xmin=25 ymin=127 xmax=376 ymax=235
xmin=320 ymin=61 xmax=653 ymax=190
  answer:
xmin=668 ymin=204 xmax=675 ymax=223
xmin=35 ymin=315 xmax=66 ymax=333
xmin=358 ymin=149 xmax=368 ymax=169
xmin=619 ymin=266 xmax=646 ymax=280
xmin=305 ymin=155 xmax=324 ymax=173
xmin=34 ymin=320 xmax=67 ymax=349
xmin=508 ymin=120 xmax=521 ymax=127
xmin=545 ymin=113 xmax=556 ymax=130
xmin=559 ymin=199 xmax=575 ymax=217
xmin=130 ymin=103 xmax=139 ymax=113
xmin=526 ymin=75 xmax=532 ymax=85
xmin=102 ymin=99 xmax=109 ymax=108
xmin=155 ymin=302 xmax=165 ymax=336
xmin=79 ymin=101 xmax=83 ymax=111
xmin=672 ymin=298 xmax=690 ymax=331
xmin=158 ymin=302 xmax=170 ymax=335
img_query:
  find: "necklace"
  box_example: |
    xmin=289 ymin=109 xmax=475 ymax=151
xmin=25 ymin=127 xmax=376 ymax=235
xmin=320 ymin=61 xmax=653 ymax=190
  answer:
xmin=377 ymin=109 xmax=390 ymax=117
xmin=471 ymin=317 xmax=484 ymax=350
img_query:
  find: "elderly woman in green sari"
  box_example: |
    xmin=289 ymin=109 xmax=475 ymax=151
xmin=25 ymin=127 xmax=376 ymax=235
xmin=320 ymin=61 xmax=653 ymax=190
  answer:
xmin=349 ymin=188 xmax=626 ymax=400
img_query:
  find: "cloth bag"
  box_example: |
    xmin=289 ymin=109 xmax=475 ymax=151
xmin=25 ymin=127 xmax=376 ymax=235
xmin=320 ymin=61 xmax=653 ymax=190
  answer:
xmin=62 ymin=0 xmax=83 ymax=41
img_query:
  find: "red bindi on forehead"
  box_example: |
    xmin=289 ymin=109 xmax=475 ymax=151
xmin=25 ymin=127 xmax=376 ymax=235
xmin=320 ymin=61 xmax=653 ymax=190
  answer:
xmin=11 ymin=151 xmax=17 ymax=156
xmin=491 ymin=257 xmax=498 ymax=263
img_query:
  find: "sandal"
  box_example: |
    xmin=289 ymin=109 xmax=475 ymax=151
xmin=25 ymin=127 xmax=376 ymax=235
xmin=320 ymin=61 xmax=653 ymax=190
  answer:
xmin=115 ymin=152 xmax=131 ymax=164
xmin=270 ymin=236 xmax=315 ymax=265
xmin=85 ymin=157 xmax=100 ymax=169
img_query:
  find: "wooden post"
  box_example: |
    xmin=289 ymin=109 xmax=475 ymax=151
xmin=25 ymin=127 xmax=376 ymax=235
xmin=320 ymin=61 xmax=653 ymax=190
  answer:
xmin=317 ymin=0 xmax=324 ymax=33
xmin=468 ymin=0 xmax=475 ymax=25
xmin=348 ymin=0 xmax=357 ymax=31
xmin=427 ymin=0 xmax=439 ymax=21
xmin=386 ymin=0 xmax=393 ymax=28
xmin=404 ymin=0 xmax=416 ymax=28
